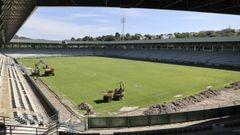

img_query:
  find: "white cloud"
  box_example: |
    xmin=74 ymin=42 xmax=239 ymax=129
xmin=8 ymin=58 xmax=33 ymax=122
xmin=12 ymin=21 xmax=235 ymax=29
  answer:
xmin=93 ymin=19 xmax=112 ymax=23
xmin=70 ymin=13 xmax=104 ymax=18
xmin=181 ymin=15 xmax=210 ymax=20
xmin=106 ymin=8 xmax=146 ymax=17
xmin=180 ymin=13 xmax=221 ymax=20
xmin=17 ymin=16 xmax=116 ymax=40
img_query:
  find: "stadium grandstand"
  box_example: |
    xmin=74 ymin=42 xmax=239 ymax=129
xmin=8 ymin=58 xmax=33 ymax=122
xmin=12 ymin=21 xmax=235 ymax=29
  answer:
xmin=1 ymin=0 xmax=240 ymax=47
xmin=1 ymin=0 xmax=240 ymax=135
xmin=6 ymin=36 xmax=240 ymax=69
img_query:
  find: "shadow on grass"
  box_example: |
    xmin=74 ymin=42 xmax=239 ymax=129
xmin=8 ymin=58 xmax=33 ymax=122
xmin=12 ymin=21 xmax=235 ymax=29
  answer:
xmin=94 ymin=99 xmax=106 ymax=104
xmin=94 ymin=99 xmax=122 ymax=104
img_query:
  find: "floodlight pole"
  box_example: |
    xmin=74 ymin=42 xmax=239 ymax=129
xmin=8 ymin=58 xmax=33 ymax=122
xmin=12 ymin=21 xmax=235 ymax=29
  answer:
xmin=121 ymin=17 xmax=126 ymax=41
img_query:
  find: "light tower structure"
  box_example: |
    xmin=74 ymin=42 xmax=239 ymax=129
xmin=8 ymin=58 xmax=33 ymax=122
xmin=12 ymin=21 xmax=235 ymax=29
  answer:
xmin=121 ymin=17 xmax=126 ymax=41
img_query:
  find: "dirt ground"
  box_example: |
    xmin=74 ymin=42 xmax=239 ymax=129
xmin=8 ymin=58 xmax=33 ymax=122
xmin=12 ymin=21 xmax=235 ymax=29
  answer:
xmin=116 ymin=86 xmax=240 ymax=116
xmin=179 ymin=88 xmax=240 ymax=112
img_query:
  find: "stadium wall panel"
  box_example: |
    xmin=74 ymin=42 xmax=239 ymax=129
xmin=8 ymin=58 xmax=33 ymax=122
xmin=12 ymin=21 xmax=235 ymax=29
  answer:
xmin=24 ymin=75 xmax=58 ymax=120
xmin=88 ymin=105 xmax=240 ymax=128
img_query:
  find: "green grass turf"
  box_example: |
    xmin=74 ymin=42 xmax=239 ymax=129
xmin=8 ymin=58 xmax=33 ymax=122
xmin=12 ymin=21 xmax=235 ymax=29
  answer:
xmin=19 ymin=56 xmax=240 ymax=114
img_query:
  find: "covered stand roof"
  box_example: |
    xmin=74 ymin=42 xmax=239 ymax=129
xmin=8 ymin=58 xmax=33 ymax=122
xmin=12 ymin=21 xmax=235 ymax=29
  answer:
xmin=10 ymin=36 xmax=240 ymax=46
xmin=0 ymin=0 xmax=35 ymax=45
xmin=1 ymin=0 xmax=240 ymax=46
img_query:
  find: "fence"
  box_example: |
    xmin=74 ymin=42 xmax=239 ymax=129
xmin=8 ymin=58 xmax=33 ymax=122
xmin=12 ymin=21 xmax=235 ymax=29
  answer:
xmin=88 ymin=104 xmax=240 ymax=128
xmin=0 ymin=116 xmax=10 ymax=125
xmin=0 ymin=116 xmax=47 ymax=135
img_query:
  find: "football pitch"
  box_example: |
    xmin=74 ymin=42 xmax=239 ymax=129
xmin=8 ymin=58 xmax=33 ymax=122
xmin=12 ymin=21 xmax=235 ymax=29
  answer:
xmin=19 ymin=56 xmax=240 ymax=113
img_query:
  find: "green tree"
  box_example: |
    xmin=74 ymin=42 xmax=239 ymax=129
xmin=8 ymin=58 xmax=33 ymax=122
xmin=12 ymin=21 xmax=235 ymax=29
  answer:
xmin=115 ymin=32 xmax=121 ymax=40
xmin=95 ymin=36 xmax=103 ymax=41
xmin=198 ymin=31 xmax=207 ymax=37
xmin=125 ymin=33 xmax=131 ymax=40
xmin=132 ymin=33 xmax=142 ymax=40
xmin=237 ymin=31 xmax=240 ymax=35
xmin=220 ymin=28 xmax=236 ymax=36
xmin=144 ymin=34 xmax=151 ymax=40
xmin=76 ymin=38 xmax=82 ymax=41
xmin=82 ymin=36 xmax=94 ymax=41
xmin=102 ymin=35 xmax=116 ymax=41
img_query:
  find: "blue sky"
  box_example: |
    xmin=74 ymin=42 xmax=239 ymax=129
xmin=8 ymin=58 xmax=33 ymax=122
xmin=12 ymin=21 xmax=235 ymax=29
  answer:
xmin=17 ymin=7 xmax=240 ymax=40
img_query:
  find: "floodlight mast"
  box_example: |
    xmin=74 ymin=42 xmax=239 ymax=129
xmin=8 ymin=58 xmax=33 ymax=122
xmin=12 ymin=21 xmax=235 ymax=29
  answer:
xmin=121 ymin=17 xmax=126 ymax=41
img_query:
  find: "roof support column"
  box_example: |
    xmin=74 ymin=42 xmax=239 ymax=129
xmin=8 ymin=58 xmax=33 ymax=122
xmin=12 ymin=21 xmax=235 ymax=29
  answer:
xmin=1 ymin=28 xmax=6 ymax=49
xmin=0 ymin=0 xmax=2 ymax=49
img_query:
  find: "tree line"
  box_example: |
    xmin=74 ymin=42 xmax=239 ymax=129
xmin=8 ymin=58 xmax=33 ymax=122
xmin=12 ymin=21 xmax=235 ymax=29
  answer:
xmin=14 ymin=28 xmax=240 ymax=41
xmin=70 ymin=28 xmax=240 ymax=41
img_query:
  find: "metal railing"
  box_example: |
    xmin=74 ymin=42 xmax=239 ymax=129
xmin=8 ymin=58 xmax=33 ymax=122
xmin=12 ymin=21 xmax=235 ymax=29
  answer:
xmin=0 ymin=116 xmax=47 ymax=135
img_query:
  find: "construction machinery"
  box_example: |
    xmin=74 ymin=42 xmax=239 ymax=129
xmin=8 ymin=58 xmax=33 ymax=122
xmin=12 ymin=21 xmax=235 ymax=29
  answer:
xmin=103 ymin=82 xmax=125 ymax=102
xmin=32 ymin=59 xmax=55 ymax=76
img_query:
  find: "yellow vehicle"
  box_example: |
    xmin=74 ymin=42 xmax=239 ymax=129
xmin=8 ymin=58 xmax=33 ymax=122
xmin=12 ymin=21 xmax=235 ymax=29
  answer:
xmin=32 ymin=59 xmax=55 ymax=76
xmin=103 ymin=82 xmax=125 ymax=102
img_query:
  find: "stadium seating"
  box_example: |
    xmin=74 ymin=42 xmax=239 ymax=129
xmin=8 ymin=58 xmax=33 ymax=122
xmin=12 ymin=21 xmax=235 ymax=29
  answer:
xmin=4 ymin=48 xmax=240 ymax=68
xmin=4 ymin=56 xmax=44 ymax=126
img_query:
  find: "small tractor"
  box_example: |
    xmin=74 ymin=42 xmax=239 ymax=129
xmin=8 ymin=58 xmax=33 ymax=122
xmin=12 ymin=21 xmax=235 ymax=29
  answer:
xmin=103 ymin=82 xmax=125 ymax=102
xmin=32 ymin=59 xmax=55 ymax=77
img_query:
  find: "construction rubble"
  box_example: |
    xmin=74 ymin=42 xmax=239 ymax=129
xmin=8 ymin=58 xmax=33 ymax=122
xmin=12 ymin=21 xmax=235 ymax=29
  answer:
xmin=144 ymin=89 xmax=220 ymax=115
xmin=78 ymin=102 xmax=94 ymax=114
xmin=144 ymin=82 xmax=240 ymax=115
xmin=227 ymin=81 xmax=240 ymax=90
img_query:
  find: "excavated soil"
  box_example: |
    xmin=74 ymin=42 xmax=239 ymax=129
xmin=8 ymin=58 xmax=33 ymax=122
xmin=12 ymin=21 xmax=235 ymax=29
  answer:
xmin=118 ymin=82 xmax=240 ymax=116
